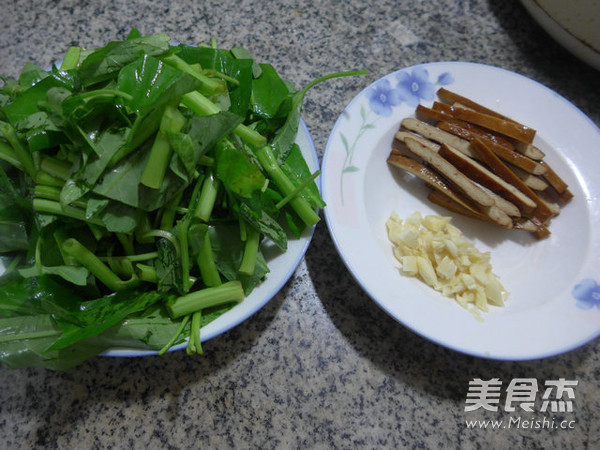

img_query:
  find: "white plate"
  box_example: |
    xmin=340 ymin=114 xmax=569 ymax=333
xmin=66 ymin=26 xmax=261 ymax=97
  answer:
xmin=520 ymin=0 xmax=600 ymax=72
xmin=322 ymin=62 xmax=600 ymax=360
xmin=107 ymin=119 xmax=319 ymax=356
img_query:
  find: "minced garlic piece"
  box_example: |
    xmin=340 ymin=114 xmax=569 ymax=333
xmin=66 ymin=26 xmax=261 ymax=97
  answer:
xmin=386 ymin=211 xmax=508 ymax=316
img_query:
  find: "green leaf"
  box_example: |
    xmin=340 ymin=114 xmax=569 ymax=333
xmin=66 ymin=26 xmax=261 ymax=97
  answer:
xmin=78 ymin=34 xmax=171 ymax=86
xmin=168 ymin=132 xmax=196 ymax=182
xmin=97 ymin=305 xmax=185 ymax=350
xmin=15 ymin=111 xmax=65 ymax=152
xmin=18 ymin=265 xmax=89 ymax=286
xmin=92 ymin=142 xmax=186 ymax=211
xmin=85 ymin=197 xmax=109 ymax=219
xmin=238 ymin=199 xmax=287 ymax=251
xmin=18 ymin=63 xmax=49 ymax=88
xmin=0 ymin=275 xmax=85 ymax=321
xmin=1 ymin=70 xmax=76 ymax=125
xmin=46 ymin=289 xmax=162 ymax=351
xmin=98 ymin=201 xmax=142 ymax=233
xmin=0 ymin=170 xmax=30 ymax=251
xmin=282 ymin=143 xmax=324 ymax=209
xmin=215 ymin=140 xmax=266 ymax=198
xmin=208 ymin=223 xmax=269 ymax=295
xmin=117 ymin=54 xmax=199 ymax=113
xmin=60 ymin=125 xmax=130 ymax=205
xmin=155 ymin=238 xmax=182 ymax=294
xmin=176 ymin=45 xmax=254 ymax=118
xmin=251 ymin=64 xmax=290 ymax=119
xmin=186 ymin=111 xmax=242 ymax=158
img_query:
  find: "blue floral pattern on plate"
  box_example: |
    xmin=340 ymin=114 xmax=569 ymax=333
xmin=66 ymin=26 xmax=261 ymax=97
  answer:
xmin=339 ymin=68 xmax=454 ymax=204
xmin=573 ymin=279 xmax=600 ymax=310
xmin=368 ymin=78 xmax=403 ymax=117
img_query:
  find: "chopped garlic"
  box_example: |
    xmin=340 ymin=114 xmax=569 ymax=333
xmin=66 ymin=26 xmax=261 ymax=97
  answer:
xmin=436 ymin=255 xmax=457 ymax=280
xmin=386 ymin=212 xmax=508 ymax=316
xmin=417 ymin=255 xmax=438 ymax=287
xmin=400 ymin=255 xmax=418 ymax=276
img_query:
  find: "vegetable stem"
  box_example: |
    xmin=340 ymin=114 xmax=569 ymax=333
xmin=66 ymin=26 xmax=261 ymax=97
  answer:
xmin=0 ymin=123 xmax=35 ymax=177
xmin=161 ymin=53 xmax=227 ymax=95
xmin=139 ymin=229 xmax=180 ymax=257
xmin=275 ymin=170 xmax=321 ymax=210
xmin=35 ymin=171 xmax=65 ymax=188
xmin=158 ymin=315 xmax=191 ymax=356
xmin=197 ymin=230 xmax=221 ymax=287
xmin=33 ymin=198 xmax=104 ymax=226
xmin=167 ymin=280 xmax=244 ymax=318
xmin=256 ymin=146 xmax=320 ymax=226
xmin=34 ymin=185 xmax=87 ymax=209
xmin=181 ymin=91 xmax=266 ymax=148
xmin=186 ymin=312 xmax=203 ymax=355
xmin=299 ymin=70 xmax=368 ymax=97
xmin=140 ymin=104 xmax=186 ymax=189
xmin=62 ymin=238 xmax=140 ymax=291
xmin=160 ymin=192 xmax=183 ymax=231
xmin=100 ymin=252 xmax=158 ymax=263
xmin=77 ymin=89 xmax=134 ymax=102
xmin=239 ymin=225 xmax=259 ymax=275
xmin=40 ymin=156 xmax=71 ymax=179
xmin=177 ymin=220 xmax=193 ymax=293
xmin=136 ymin=263 xmax=158 ymax=283
xmin=0 ymin=140 xmax=25 ymax=171
xmin=194 ymin=171 xmax=219 ymax=221
xmin=54 ymin=229 xmax=77 ymax=266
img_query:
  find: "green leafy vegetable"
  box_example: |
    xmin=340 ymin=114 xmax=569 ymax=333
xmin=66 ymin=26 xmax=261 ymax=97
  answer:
xmin=0 ymin=29 xmax=365 ymax=369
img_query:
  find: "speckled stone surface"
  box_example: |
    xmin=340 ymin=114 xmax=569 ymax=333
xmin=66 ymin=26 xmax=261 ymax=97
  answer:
xmin=1 ymin=0 xmax=599 ymax=448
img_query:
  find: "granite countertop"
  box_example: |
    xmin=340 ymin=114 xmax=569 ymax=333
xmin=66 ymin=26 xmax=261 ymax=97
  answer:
xmin=1 ymin=1 xmax=599 ymax=448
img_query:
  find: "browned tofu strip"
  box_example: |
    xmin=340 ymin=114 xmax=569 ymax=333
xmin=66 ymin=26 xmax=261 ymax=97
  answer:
xmin=400 ymin=118 xmax=477 ymax=158
xmin=427 ymin=190 xmax=490 ymax=222
xmin=538 ymin=160 xmax=569 ymax=194
xmin=390 ymin=142 xmax=519 ymax=217
xmin=447 ymin=100 xmax=547 ymax=167
xmin=387 ymin=151 xmax=480 ymax=214
xmin=438 ymin=117 xmax=514 ymax=151
xmin=433 ymin=186 xmax=549 ymax=238
xmin=513 ymin=217 xmax=551 ymax=239
xmin=403 ymin=137 xmax=513 ymax=228
xmin=470 ymin=138 xmax=556 ymax=223
xmin=508 ymin=165 xmax=549 ymax=191
xmin=437 ymin=88 xmax=546 ymax=160
xmin=558 ymin=189 xmax=574 ymax=205
xmin=436 ymin=120 xmax=546 ymax=175
xmin=513 ymin=142 xmax=545 ymax=160
xmin=437 ymin=87 xmax=516 ymax=122
xmin=431 ymin=101 xmax=536 ymax=144
xmin=427 ymin=190 xmax=515 ymax=231
xmin=438 ymin=143 xmax=535 ymax=214
xmin=394 ymin=130 xmax=440 ymax=152
xmin=527 ymin=217 xmax=552 ymax=240
xmin=478 ymin=185 xmax=522 ymax=218
xmin=404 ymin=137 xmax=493 ymax=208
xmin=536 ymin=190 xmax=561 ymax=216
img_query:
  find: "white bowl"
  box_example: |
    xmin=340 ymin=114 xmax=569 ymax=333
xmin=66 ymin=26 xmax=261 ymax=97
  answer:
xmin=521 ymin=0 xmax=600 ymax=71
